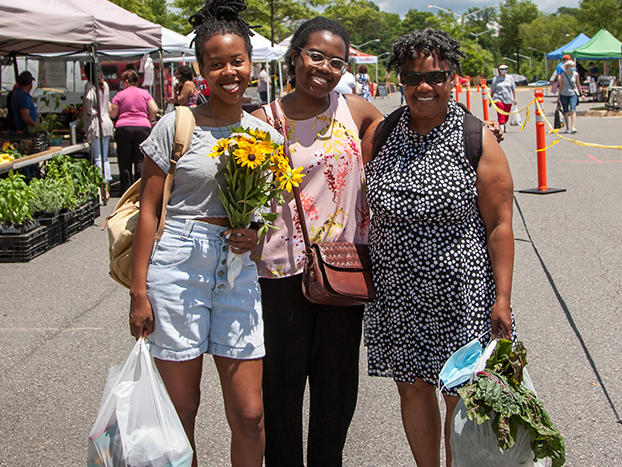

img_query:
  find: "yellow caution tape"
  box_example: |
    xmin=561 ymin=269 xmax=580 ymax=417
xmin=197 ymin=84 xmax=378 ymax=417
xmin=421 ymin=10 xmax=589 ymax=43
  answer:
xmin=536 ymin=138 xmax=562 ymax=152
xmin=535 ymin=100 xmax=622 ymax=150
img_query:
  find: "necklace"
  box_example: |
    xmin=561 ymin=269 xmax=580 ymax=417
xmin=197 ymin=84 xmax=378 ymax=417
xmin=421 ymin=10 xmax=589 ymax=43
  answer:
xmin=205 ymin=100 xmax=243 ymax=139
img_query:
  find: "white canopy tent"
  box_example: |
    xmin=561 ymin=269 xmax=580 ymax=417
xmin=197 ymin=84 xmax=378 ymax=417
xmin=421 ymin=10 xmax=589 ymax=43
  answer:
xmin=185 ymin=31 xmax=285 ymax=101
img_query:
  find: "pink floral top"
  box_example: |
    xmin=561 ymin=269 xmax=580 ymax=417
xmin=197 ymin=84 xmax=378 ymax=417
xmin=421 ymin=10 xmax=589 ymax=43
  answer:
xmin=254 ymin=92 xmax=370 ymax=278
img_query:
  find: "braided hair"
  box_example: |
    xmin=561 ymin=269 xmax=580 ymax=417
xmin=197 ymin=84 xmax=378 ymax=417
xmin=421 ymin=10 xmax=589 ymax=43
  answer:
xmin=189 ymin=0 xmax=253 ymax=64
xmin=286 ymin=17 xmax=350 ymax=78
xmin=387 ymin=29 xmax=465 ymax=74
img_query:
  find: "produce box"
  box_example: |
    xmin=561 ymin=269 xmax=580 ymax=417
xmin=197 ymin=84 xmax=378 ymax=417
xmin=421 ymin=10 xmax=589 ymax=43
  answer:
xmin=77 ymin=201 xmax=94 ymax=231
xmin=61 ymin=210 xmax=80 ymax=240
xmin=38 ymin=213 xmax=64 ymax=249
xmin=0 ymin=131 xmax=48 ymax=155
xmin=0 ymin=225 xmax=48 ymax=262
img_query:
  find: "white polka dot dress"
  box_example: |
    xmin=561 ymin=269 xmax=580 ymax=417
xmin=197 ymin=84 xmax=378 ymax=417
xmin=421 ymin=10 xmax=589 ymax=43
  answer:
xmin=364 ymin=102 xmax=515 ymax=395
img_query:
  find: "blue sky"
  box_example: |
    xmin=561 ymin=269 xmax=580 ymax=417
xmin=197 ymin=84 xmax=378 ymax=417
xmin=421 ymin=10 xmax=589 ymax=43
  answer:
xmin=372 ymin=0 xmax=580 ymax=17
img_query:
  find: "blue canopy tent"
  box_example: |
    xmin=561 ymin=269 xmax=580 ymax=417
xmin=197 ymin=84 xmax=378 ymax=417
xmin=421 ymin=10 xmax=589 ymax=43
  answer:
xmin=547 ymin=33 xmax=591 ymax=60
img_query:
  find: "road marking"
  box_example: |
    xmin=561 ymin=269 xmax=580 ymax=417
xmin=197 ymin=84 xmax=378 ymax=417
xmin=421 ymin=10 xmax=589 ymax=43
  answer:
xmin=560 ymin=153 xmax=622 ymax=163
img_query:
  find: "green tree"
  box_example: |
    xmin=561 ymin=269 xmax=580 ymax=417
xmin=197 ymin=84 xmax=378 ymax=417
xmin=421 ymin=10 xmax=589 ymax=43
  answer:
xmin=109 ymin=0 xmax=181 ymax=31
xmin=498 ymin=0 xmax=539 ymax=72
xmin=401 ymin=10 xmax=439 ymax=34
xmin=579 ymin=0 xmax=622 ymax=38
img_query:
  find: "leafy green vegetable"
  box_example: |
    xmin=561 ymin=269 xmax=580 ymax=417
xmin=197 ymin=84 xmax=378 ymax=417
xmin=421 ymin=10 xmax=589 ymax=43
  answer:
xmin=0 ymin=171 xmax=34 ymax=224
xmin=457 ymin=339 xmax=566 ymax=467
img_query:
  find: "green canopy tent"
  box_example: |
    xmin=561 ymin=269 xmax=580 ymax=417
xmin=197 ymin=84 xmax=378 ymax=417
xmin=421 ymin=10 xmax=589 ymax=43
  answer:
xmin=563 ymin=29 xmax=622 ymax=79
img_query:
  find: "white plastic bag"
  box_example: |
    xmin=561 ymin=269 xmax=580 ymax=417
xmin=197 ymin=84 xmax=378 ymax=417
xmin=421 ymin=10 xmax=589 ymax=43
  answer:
xmin=508 ymin=107 xmax=522 ymax=126
xmin=88 ymin=339 xmax=193 ymax=467
xmin=451 ymin=340 xmax=547 ymax=467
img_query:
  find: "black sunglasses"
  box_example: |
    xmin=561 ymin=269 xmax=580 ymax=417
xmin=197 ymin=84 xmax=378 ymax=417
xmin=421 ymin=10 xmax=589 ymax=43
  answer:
xmin=402 ymin=70 xmax=452 ymax=87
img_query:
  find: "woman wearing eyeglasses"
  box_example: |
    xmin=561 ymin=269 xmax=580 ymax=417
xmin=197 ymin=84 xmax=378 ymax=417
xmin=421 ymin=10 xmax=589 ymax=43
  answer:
xmin=361 ymin=29 xmax=515 ymax=466
xmin=251 ymin=17 xmax=381 ymax=467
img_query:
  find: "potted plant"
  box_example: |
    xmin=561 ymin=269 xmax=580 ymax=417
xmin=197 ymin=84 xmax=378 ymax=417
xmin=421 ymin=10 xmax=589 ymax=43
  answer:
xmin=0 ymin=170 xmax=38 ymax=234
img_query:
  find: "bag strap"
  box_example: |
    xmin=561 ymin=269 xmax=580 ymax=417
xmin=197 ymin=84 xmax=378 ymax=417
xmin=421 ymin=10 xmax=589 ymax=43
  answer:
xmin=463 ymin=113 xmax=483 ymax=171
xmin=155 ymin=106 xmax=195 ymax=240
xmin=371 ymin=104 xmax=482 ymax=171
xmin=269 ymin=100 xmax=312 ymax=249
xmin=564 ymin=71 xmax=580 ymax=95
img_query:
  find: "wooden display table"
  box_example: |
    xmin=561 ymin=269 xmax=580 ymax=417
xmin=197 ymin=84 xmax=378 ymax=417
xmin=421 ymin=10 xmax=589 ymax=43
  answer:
xmin=0 ymin=143 xmax=90 ymax=175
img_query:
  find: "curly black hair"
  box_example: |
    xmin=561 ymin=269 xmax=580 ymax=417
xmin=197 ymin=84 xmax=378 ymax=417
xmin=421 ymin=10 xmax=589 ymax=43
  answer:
xmin=189 ymin=0 xmax=253 ymax=64
xmin=387 ymin=29 xmax=465 ymax=74
xmin=285 ymin=17 xmax=350 ymax=78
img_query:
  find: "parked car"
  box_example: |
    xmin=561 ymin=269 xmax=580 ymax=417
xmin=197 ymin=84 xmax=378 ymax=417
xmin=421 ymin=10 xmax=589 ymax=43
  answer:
xmin=510 ymin=73 xmax=528 ymax=86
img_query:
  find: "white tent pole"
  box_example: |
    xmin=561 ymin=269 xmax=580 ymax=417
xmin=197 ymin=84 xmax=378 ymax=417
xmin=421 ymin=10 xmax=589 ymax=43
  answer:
xmin=266 ymin=59 xmax=270 ymax=103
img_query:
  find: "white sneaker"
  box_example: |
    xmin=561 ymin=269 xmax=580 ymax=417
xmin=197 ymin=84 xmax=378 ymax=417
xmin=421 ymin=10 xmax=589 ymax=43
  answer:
xmin=571 ymin=128 xmax=578 ymax=134
xmin=564 ymin=129 xmax=570 ymax=134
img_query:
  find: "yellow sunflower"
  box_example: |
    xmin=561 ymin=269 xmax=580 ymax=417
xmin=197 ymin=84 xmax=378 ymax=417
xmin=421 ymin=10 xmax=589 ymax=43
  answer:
xmin=249 ymin=129 xmax=268 ymax=140
xmin=278 ymin=166 xmax=305 ymax=192
xmin=234 ymin=143 xmax=267 ymax=169
xmin=207 ymin=138 xmax=230 ymax=158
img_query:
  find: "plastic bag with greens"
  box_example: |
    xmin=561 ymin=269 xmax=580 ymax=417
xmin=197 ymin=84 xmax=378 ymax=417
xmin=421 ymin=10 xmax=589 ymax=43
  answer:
xmin=450 ymin=339 xmax=565 ymax=467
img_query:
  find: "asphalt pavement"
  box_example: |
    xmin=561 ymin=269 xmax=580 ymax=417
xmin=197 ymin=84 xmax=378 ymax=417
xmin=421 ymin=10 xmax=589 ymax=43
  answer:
xmin=1 ymin=88 xmax=621 ymax=466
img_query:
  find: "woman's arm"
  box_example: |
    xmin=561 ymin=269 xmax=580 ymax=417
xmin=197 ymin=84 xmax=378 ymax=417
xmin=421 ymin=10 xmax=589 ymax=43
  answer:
xmin=344 ymin=93 xmax=383 ymax=139
xmin=129 ymin=157 xmax=165 ymax=338
xmin=109 ymin=103 xmax=119 ymax=119
xmin=176 ymin=81 xmax=195 ymax=106
xmin=360 ymin=117 xmax=385 ymax=165
xmin=147 ymin=99 xmax=158 ymax=121
xmin=476 ymin=128 xmax=515 ymax=339
xmin=557 ymin=74 xmax=563 ymax=100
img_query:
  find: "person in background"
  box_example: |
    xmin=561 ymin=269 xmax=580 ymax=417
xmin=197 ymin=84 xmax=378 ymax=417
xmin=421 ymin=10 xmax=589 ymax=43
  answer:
xmin=257 ymin=65 xmax=268 ymax=102
xmin=356 ymin=64 xmax=372 ymax=101
xmin=83 ymin=62 xmax=114 ymax=199
xmin=109 ymin=69 xmax=157 ymax=194
xmin=169 ymin=65 xmax=199 ymax=107
xmin=557 ymin=59 xmax=582 ymax=134
xmin=489 ymin=63 xmax=516 ymax=134
xmin=333 ymin=63 xmax=357 ymax=94
xmin=551 ymin=54 xmax=571 ymax=94
xmin=251 ymin=16 xmax=382 ymax=467
xmin=361 ymin=28 xmax=515 ymax=467
xmin=588 ymin=61 xmax=599 ymax=82
xmin=11 ymin=71 xmax=38 ymax=132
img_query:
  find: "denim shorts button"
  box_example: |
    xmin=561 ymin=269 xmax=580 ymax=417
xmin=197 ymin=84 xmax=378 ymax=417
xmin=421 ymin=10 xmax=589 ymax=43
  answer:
xmin=221 ymin=259 xmax=227 ymax=265
xmin=222 ymin=245 xmax=227 ymax=251
xmin=217 ymin=284 xmax=225 ymax=289
xmin=217 ymin=270 xmax=224 ymax=277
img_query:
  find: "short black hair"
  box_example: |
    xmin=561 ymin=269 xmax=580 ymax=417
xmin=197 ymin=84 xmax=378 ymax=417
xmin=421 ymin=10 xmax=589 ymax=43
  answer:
xmin=387 ymin=29 xmax=465 ymax=74
xmin=286 ymin=17 xmax=350 ymax=78
xmin=189 ymin=0 xmax=253 ymax=65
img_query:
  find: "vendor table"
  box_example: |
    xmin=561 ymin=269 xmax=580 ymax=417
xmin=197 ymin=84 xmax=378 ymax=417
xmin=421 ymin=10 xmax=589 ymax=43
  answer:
xmin=0 ymin=143 xmax=90 ymax=175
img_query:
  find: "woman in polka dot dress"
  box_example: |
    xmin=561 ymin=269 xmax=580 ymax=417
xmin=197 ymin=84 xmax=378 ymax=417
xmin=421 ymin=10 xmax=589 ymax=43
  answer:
xmin=361 ymin=29 xmax=516 ymax=466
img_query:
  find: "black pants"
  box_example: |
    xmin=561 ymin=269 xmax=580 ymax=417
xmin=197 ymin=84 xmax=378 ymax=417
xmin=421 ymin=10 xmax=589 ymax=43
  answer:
xmin=115 ymin=125 xmax=150 ymax=194
xmin=260 ymin=275 xmax=363 ymax=467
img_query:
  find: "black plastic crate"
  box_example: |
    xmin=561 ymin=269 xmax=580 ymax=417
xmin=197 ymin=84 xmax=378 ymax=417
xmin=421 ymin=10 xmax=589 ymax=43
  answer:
xmin=61 ymin=210 xmax=80 ymax=240
xmin=0 ymin=226 xmax=49 ymax=262
xmin=38 ymin=213 xmax=64 ymax=249
xmin=77 ymin=202 xmax=93 ymax=231
xmin=90 ymin=199 xmax=101 ymax=221
xmin=0 ymin=131 xmax=48 ymax=155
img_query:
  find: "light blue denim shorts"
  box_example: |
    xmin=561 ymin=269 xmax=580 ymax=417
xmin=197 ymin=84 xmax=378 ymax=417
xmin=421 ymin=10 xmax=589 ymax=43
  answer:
xmin=146 ymin=217 xmax=264 ymax=361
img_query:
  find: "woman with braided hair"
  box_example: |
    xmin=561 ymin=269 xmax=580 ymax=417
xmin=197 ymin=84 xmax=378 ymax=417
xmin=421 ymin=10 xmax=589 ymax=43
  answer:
xmin=129 ymin=0 xmax=282 ymax=465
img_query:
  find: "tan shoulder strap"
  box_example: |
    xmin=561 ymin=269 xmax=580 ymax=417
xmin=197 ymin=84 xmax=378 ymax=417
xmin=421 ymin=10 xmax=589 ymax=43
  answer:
xmin=155 ymin=106 xmax=196 ymax=240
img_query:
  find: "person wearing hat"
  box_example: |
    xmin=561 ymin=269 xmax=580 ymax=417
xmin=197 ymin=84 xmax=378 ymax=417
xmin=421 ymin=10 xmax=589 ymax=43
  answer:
xmin=557 ymin=59 xmax=582 ymax=133
xmin=11 ymin=71 xmax=38 ymax=132
xmin=489 ymin=64 xmax=516 ymax=133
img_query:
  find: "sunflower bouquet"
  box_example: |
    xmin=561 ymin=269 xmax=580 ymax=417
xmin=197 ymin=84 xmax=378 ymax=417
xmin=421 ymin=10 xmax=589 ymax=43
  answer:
xmin=208 ymin=126 xmax=303 ymax=239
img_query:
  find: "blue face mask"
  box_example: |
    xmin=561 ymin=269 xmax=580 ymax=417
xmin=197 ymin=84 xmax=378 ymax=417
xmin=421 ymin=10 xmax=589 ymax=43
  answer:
xmin=439 ymin=337 xmax=484 ymax=391
xmin=569 ymin=67 xmax=575 ymax=73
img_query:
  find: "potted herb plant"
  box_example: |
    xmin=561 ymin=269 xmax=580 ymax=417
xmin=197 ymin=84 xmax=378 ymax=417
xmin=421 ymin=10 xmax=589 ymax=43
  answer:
xmin=0 ymin=171 xmax=38 ymax=234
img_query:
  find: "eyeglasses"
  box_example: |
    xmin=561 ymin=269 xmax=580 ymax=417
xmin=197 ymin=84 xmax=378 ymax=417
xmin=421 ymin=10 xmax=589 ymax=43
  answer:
xmin=299 ymin=48 xmax=347 ymax=74
xmin=402 ymin=70 xmax=452 ymax=87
